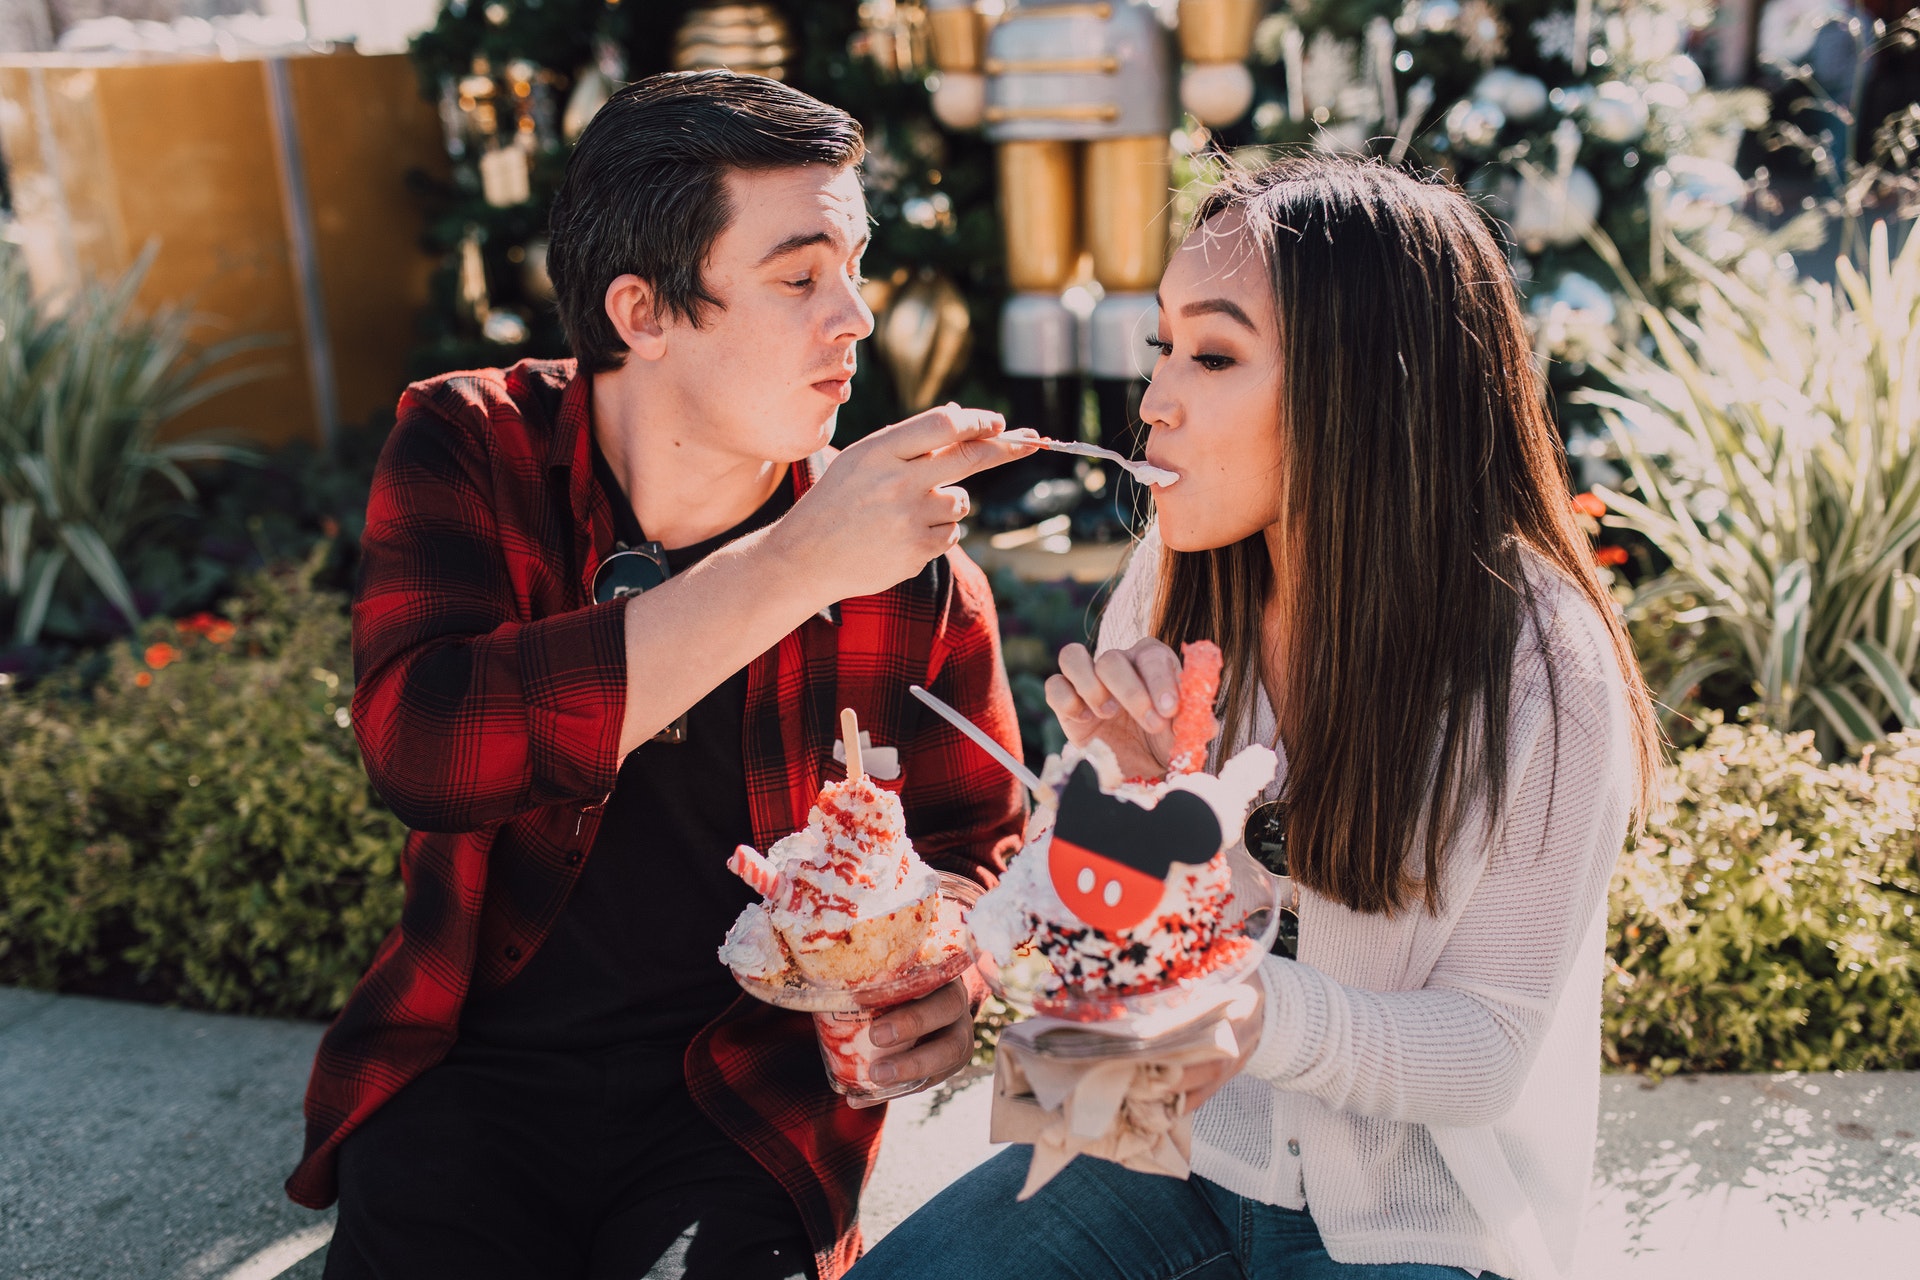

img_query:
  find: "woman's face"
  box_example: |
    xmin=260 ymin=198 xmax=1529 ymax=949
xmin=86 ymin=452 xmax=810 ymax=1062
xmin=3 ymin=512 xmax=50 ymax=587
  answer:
xmin=1140 ymin=212 xmax=1286 ymax=553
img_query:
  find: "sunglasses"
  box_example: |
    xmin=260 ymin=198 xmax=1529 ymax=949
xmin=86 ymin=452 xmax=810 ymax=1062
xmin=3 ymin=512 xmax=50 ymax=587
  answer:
xmin=592 ymin=541 xmax=687 ymax=745
xmin=1243 ymin=799 xmax=1298 ymax=959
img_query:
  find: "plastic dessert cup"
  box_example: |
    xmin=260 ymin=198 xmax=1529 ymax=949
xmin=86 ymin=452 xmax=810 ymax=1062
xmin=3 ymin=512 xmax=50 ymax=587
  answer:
xmin=730 ymin=872 xmax=981 ymax=1107
xmin=970 ymin=840 xmax=1280 ymax=1050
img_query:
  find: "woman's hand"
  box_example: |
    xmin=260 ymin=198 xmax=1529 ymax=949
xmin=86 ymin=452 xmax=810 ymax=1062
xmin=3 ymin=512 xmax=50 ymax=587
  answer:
xmin=1175 ymin=980 xmax=1265 ymax=1113
xmin=1044 ymin=638 xmax=1183 ymax=778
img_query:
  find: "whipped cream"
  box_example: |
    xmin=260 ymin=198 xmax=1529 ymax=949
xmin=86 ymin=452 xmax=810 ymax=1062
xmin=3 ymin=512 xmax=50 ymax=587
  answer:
xmin=763 ymin=777 xmax=938 ymax=956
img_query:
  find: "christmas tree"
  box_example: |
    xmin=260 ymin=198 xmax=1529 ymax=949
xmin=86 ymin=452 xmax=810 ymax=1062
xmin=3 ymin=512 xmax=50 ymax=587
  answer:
xmin=404 ymin=0 xmax=1010 ymax=441
xmin=1226 ymin=0 xmax=1762 ymax=451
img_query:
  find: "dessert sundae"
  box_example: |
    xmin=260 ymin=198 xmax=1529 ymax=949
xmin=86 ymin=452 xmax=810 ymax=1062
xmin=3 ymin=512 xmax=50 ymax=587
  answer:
xmin=970 ymin=641 xmax=1277 ymax=1005
xmin=719 ymin=710 xmax=973 ymax=1103
xmin=719 ymin=709 xmax=968 ymax=989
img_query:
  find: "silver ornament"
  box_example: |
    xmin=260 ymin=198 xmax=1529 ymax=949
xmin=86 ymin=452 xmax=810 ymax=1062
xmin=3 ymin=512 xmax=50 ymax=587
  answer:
xmin=1472 ymin=68 xmax=1547 ymax=121
xmin=1445 ymin=97 xmax=1506 ymax=150
xmin=1583 ymin=80 xmax=1647 ymax=144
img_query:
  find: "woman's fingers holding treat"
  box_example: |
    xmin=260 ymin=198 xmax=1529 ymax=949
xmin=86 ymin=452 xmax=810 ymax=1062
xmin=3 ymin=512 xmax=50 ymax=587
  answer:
xmin=1098 ymin=640 xmax=1183 ymax=731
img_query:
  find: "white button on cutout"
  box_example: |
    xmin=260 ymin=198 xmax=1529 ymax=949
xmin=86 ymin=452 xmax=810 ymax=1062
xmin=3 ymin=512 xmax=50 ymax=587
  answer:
xmin=1076 ymin=867 xmax=1096 ymax=894
xmin=1103 ymin=880 xmax=1122 ymax=907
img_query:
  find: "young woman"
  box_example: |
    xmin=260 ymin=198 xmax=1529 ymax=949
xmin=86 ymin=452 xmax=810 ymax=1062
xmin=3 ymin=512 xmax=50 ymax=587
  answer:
xmin=851 ymin=157 xmax=1660 ymax=1280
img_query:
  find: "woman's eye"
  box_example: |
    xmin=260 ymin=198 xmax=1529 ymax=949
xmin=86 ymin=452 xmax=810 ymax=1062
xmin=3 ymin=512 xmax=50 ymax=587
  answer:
xmin=1145 ymin=336 xmax=1172 ymax=357
xmin=1194 ymin=353 xmax=1235 ymax=372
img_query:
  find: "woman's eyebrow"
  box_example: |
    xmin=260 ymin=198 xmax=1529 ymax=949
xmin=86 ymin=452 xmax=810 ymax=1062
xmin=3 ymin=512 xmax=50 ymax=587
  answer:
xmin=1179 ymin=297 xmax=1259 ymax=332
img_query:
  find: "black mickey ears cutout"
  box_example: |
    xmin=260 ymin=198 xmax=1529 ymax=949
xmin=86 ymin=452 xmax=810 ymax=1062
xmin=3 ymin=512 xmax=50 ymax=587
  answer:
xmin=1055 ymin=762 xmax=1222 ymax=879
xmin=1048 ymin=762 xmax=1226 ymax=935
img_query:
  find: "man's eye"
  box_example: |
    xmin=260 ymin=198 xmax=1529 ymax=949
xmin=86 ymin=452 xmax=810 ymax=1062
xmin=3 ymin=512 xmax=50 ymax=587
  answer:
xmin=785 ymin=277 xmax=814 ymax=290
xmin=1145 ymin=336 xmax=1172 ymax=356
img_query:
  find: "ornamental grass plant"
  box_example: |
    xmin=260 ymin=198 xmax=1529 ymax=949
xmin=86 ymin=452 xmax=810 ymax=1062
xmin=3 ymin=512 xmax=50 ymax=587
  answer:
xmin=1585 ymin=219 xmax=1920 ymax=756
xmin=0 ymin=245 xmax=269 ymax=645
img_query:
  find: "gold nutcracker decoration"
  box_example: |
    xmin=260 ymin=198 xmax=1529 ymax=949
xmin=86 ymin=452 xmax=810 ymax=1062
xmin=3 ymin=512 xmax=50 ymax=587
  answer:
xmin=672 ymin=5 xmax=796 ymax=81
xmin=937 ymin=0 xmax=1179 ymax=399
xmin=1176 ymin=0 xmax=1263 ymax=127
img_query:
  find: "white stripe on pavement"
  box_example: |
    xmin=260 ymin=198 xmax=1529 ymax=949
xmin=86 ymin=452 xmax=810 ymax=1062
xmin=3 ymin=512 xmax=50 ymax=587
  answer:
xmin=220 ymin=1221 xmax=335 ymax=1280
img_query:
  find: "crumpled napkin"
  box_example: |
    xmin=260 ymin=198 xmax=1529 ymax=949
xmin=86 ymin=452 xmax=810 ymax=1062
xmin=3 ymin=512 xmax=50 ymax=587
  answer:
xmin=989 ymin=984 xmax=1257 ymax=1199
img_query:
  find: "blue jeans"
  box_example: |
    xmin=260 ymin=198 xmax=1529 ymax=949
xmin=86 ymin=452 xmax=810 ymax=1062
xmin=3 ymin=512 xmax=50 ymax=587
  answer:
xmin=850 ymin=1147 xmax=1501 ymax=1280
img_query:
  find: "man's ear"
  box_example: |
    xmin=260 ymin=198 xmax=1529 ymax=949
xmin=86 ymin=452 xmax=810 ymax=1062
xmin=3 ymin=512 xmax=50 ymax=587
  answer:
xmin=604 ymin=274 xmax=668 ymax=362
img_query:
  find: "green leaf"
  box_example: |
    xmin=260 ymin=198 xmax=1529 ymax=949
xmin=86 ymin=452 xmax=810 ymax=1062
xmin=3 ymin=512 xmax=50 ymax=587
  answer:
xmin=57 ymin=522 xmax=139 ymax=629
xmin=1762 ymin=560 xmax=1813 ymax=719
xmin=1655 ymin=655 xmax=1732 ymax=730
xmin=1807 ymin=685 xmax=1881 ymax=753
xmin=1 ymin=499 xmax=32 ymax=594
xmin=13 ymin=546 xmax=65 ymax=645
xmin=1845 ymin=637 xmax=1920 ymax=728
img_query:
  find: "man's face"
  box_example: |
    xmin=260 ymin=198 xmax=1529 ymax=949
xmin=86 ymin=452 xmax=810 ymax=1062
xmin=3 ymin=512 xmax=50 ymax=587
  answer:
xmin=649 ymin=163 xmax=873 ymax=462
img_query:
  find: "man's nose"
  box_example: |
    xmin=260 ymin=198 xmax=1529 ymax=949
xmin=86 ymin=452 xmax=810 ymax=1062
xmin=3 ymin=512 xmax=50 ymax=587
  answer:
xmin=834 ymin=276 xmax=875 ymax=344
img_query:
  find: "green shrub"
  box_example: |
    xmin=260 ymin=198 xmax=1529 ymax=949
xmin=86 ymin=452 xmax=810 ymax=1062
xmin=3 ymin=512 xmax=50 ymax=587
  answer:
xmin=0 ymin=550 xmax=404 ymax=1018
xmin=1605 ymin=719 xmax=1920 ymax=1074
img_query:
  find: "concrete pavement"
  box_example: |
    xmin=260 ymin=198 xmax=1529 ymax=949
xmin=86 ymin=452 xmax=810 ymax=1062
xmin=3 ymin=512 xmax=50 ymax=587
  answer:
xmin=4 ymin=986 xmax=1919 ymax=1278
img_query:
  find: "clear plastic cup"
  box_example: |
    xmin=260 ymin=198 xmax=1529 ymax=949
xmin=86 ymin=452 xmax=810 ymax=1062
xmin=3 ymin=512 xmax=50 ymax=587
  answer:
xmin=812 ymin=1008 xmax=935 ymax=1107
xmin=727 ymin=873 xmax=982 ymax=1107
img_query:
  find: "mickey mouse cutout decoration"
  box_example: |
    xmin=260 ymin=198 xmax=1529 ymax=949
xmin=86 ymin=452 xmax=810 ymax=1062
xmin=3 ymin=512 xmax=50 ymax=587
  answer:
xmin=1048 ymin=761 xmax=1224 ymax=935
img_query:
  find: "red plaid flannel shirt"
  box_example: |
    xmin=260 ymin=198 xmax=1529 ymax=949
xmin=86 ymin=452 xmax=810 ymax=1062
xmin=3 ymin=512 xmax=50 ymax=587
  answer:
xmin=287 ymin=360 xmax=1025 ymax=1279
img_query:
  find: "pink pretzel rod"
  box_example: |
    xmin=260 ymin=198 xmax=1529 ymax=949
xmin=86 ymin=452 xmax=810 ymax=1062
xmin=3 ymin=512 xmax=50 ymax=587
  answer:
xmin=1168 ymin=640 xmax=1224 ymax=775
xmin=729 ymin=844 xmax=784 ymax=900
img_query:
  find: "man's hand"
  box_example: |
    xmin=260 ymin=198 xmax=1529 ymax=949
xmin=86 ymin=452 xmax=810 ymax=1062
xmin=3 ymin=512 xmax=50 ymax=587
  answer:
xmin=864 ymin=977 xmax=973 ymax=1093
xmin=775 ymin=404 xmax=1037 ymax=604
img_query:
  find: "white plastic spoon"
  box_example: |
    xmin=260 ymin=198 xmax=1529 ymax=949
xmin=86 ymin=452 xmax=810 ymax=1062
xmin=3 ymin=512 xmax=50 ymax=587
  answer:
xmin=1004 ymin=429 xmax=1178 ymax=487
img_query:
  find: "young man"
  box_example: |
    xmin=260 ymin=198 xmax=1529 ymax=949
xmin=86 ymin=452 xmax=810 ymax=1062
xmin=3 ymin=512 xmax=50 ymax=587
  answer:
xmin=287 ymin=71 xmax=1034 ymax=1280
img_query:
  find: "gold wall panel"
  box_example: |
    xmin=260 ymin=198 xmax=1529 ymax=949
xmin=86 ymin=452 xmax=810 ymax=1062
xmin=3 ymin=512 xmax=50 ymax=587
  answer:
xmin=0 ymin=51 xmax=445 ymax=447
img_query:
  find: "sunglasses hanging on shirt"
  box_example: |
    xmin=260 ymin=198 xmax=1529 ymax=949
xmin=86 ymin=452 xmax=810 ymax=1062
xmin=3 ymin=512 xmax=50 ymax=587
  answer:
xmin=592 ymin=540 xmax=688 ymax=745
xmin=1243 ymin=799 xmax=1297 ymax=959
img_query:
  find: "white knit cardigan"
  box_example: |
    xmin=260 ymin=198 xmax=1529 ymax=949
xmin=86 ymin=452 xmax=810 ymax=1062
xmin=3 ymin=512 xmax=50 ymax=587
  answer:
xmin=1096 ymin=526 xmax=1635 ymax=1280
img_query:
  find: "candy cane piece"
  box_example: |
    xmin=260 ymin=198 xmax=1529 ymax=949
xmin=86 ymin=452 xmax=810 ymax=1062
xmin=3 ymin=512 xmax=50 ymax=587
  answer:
xmin=729 ymin=844 xmax=784 ymax=900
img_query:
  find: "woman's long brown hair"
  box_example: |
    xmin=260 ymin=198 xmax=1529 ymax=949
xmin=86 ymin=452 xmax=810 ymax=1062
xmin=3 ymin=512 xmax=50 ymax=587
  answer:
xmin=1152 ymin=157 xmax=1660 ymax=916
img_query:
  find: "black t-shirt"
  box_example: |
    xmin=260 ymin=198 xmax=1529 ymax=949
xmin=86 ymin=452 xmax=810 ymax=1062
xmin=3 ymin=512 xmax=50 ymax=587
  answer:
xmin=458 ymin=451 xmax=796 ymax=1054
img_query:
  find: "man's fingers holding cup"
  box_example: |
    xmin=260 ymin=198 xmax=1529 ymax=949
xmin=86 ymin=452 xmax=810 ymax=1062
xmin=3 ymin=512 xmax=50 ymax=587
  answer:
xmin=869 ymin=1012 xmax=971 ymax=1087
xmin=868 ymin=977 xmax=968 ymax=1049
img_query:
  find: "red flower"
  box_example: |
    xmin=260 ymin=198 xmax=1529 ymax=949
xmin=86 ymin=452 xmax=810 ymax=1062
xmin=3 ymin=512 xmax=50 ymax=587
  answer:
xmin=134 ymin=671 xmax=153 ymax=688
xmin=1594 ymin=545 xmax=1629 ymax=567
xmin=206 ymin=620 xmax=236 ymax=644
xmin=1573 ymin=492 xmax=1607 ymax=519
xmin=145 ymin=642 xmax=179 ymax=669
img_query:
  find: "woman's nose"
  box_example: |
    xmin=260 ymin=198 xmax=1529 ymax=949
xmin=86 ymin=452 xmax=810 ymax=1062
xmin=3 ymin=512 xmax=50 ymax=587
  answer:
xmin=1138 ymin=367 xmax=1178 ymax=431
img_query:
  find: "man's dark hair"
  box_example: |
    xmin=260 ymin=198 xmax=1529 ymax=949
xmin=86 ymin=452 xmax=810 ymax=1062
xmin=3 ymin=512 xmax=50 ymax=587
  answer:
xmin=546 ymin=70 xmax=865 ymax=375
